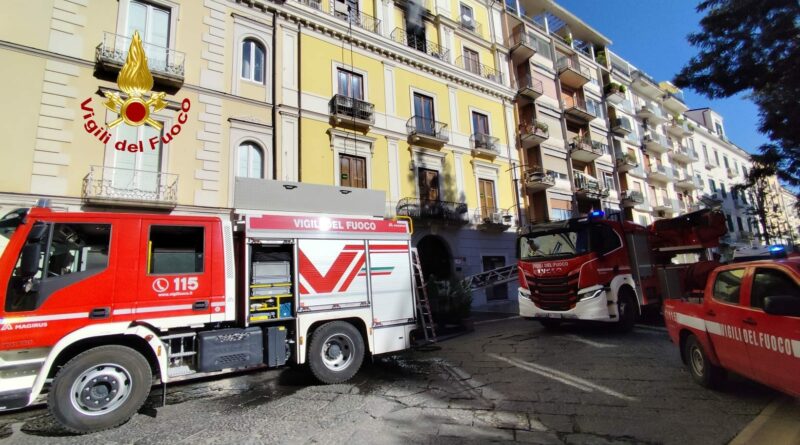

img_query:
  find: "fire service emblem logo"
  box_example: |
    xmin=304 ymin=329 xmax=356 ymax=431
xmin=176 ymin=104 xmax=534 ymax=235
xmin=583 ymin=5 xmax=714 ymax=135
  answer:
xmin=80 ymin=31 xmax=190 ymax=151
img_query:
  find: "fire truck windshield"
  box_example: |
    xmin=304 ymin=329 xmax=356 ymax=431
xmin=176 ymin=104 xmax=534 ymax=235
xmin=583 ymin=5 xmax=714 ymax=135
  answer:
xmin=519 ymin=227 xmax=591 ymax=260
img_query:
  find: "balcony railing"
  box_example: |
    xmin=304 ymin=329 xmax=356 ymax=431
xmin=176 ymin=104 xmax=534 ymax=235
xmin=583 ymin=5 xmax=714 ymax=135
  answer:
xmin=82 ymin=166 xmax=178 ymax=209
xmin=524 ymin=166 xmax=556 ymax=192
xmin=96 ymin=32 xmax=185 ymax=87
xmin=569 ymin=136 xmax=604 ymax=162
xmin=647 ymin=164 xmax=671 ymax=182
xmin=727 ymin=167 xmax=737 ymax=179
xmin=615 ymin=151 xmax=638 ymax=172
xmin=329 ymin=7 xmax=381 ymax=33
xmin=390 ymin=28 xmax=449 ymax=62
xmin=620 ymin=190 xmax=645 ymax=206
xmin=329 ymin=94 xmax=375 ymax=127
xmin=644 ymin=133 xmax=671 ymax=153
xmin=515 ymin=74 xmax=543 ymax=99
xmin=519 ymin=119 xmax=549 ymax=147
xmin=636 ymin=102 xmax=666 ymax=123
xmin=406 ymin=116 xmax=449 ymax=144
xmin=396 ymin=198 xmax=469 ymax=224
xmin=611 ymin=117 xmax=633 ymax=135
xmin=556 ymin=57 xmax=591 ymax=87
xmin=670 ymin=144 xmax=698 ymax=162
xmin=562 ymin=96 xmax=595 ymax=122
xmin=473 ymin=207 xmax=513 ymax=231
xmin=470 ymin=133 xmax=500 ymax=155
xmin=454 ymin=55 xmax=503 ymax=83
xmin=573 ymin=171 xmax=609 ymax=199
xmin=508 ymin=30 xmax=537 ymax=61
xmin=459 ymin=18 xmax=482 ymax=36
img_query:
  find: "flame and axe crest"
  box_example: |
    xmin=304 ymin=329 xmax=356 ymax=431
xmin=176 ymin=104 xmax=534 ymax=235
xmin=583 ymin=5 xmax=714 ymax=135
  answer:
xmin=103 ymin=31 xmax=167 ymax=130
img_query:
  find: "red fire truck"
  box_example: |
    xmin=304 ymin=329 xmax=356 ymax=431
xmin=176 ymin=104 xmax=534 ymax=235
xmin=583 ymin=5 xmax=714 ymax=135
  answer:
xmin=0 ymin=183 xmax=417 ymax=433
xmin=516 ymin=209 xmax=727 ymax=331
xmin=664 ymin=249 xmax=800 ymax=397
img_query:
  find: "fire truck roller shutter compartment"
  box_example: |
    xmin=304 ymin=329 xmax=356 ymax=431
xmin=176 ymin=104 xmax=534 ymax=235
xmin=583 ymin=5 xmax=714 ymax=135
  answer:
xmin=368 ymin=240 xmax=415 ymax=354
xmin=249 ymin=245 xmax=294 ymax=323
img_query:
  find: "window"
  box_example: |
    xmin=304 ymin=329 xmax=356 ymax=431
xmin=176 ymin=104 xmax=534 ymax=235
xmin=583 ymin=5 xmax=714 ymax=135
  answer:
xmin=736 ymin=217 xmax=744 ymax=232
xmin=550 ymin=208 xmax=572 ymax=221
xmin=463 ymin=47 xmax=480 ymax=75
xmin=726 ymin=215 xmax=734 ymax=231
xmin=241 ymin=39 xmax=266 ymax=83
xmin=149 ymin=226 xmax=204 ymax=274
xmin=751 ymin=268 xmax=800 ymax=309
xmin=413 ymin=93 xmax=436 ymax=136
xmin=478 ymin=178 xmax=496 ymax=214
xmin=708 ymin=179 xmax=717 ymax=193
xmin=687 ymin=139 xmax=695 ymax=150
xmin=714 ymin=150 xmax=720 ymax=165
xmin=602 ymin=171 xmax=615 ymax=191
xmin=126 ymin=0 xmax=171 ymax=70
xmin=471 ymin=111 xmax=489 ymax=136
xmin=638 ymin=215 xmax=648 ymax=225
xmin=483 ymin=256 xmax=507 ymax=301
xmin=339 ymin=154 xmax=366 ymax=188
xmin=337 ymin=68 xmax=363 ymax=100
xmin=723 ymin=156 xmax=730 ymax=168
xmin=720 ymin=183 xmax=727 ymax=198
xmin=238 ymin=142 xmax=265 ymax=178
xmin=712 ymin=269 xmax=744 ymax=305
xmin=6 ymin=223 xmax=112 ymax=312
xmin=460 ymin=3 xmax=475 ymax=30
xmin=418 ymin=168 xmax=440 ymax=201
xmin=715 ymin=122 xmax=724 ymax=137
xmin=112 ymin=123 xmax=163 ymax=194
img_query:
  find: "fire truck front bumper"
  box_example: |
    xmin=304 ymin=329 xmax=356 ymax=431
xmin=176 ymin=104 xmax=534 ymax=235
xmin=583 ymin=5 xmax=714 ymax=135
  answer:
xmin=518 ymin=286 xmax=614 ymax=322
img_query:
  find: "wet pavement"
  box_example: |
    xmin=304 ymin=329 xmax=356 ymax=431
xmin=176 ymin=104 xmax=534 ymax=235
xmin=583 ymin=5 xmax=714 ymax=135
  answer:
xmin=0 ymin=318 xmax=780 ymax=444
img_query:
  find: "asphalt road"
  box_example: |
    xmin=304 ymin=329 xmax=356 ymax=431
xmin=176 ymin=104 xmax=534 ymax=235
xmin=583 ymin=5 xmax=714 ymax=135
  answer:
xmin=0 ymin=318 xmax=781 ymax=444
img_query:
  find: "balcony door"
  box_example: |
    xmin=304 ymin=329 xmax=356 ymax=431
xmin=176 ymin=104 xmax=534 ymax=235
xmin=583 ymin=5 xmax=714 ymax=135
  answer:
xmin=340 ymin=154 xmax=366 ymax=188
xmin=472 ymin=111 xmax=489 ymax=137
xmin=125 ymin=0 xmax=171 ymax=71
xmin=463 ymin=48 xmax=480 ymax=75
xmin=337 ymin=69 xmax=363 ymax=100
xmin=478 ymin=178 xmax=496 ymax=215
xmin=418 ymin=168 xmax=439 ymax=202
xmin=111 ymin=123 xmax=163 ymax=197
xmin=414 ymin=93 xmax=435 ymax=136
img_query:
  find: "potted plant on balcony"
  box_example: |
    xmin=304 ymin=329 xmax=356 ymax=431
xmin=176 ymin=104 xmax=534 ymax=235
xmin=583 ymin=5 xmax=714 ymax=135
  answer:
xmin=595 ymin=49 xmax=606 ymax=66
xmin=533 ymin=120 xmax=548 ymax=136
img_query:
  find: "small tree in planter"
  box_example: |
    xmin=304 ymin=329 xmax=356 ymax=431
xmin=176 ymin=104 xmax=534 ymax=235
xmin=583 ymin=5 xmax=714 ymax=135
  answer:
xmin=426 ymin=277 xmax=473 ymax=327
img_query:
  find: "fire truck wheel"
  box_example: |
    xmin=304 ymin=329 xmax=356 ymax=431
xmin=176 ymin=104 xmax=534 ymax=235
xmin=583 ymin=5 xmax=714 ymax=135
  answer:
xmin=538 ymin=319 xmax=562 ymax=330
xmin=48 ymin=345 xmax=152 ymax=434
xmin=308 ymin=321 xmax=365 ymax=384
xmin=615 ymin=291 xmax=638 ymax=333
xmin=684 ymin=334 xmax=726 ymax=388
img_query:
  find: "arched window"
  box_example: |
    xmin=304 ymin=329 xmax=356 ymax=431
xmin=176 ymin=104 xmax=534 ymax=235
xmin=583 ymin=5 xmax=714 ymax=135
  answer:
xmin=238 ymin=142 xmax=264 ymax=178
xmin=241 ymin=39 xmax=265 ymax=83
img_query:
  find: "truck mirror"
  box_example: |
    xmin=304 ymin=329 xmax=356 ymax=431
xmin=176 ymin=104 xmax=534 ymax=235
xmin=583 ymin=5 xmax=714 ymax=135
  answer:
xmin=763 ymin=295 xmax=800 ymax=317
xmin=28 ymin=222 xmax=48 ymax=242
xmin=20 ymin=243 xmax=42 ymax=278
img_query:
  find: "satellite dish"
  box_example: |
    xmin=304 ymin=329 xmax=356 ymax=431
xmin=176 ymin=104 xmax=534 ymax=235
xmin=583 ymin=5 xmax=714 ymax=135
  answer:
xmin=462 ymin=14 xmax=472 ymax=22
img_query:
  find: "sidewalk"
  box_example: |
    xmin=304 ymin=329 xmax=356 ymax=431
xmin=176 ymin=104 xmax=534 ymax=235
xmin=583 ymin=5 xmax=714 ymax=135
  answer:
xmin=729 ymin=396 xmax=800 ymax=444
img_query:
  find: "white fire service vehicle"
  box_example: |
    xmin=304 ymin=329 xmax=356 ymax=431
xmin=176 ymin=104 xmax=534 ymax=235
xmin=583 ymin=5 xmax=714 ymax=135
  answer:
xmin=516 ymin=209 xmax=728 ymax=331
xmin=665 ymin=246 xmax=800 ymax=397
xmin=0 ymin=181 xmax=417 ymax=433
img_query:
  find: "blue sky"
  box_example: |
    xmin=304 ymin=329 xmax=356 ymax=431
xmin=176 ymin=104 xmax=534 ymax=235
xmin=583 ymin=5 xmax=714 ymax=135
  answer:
xmin=554 ymin=0 xmax=767 ymax=155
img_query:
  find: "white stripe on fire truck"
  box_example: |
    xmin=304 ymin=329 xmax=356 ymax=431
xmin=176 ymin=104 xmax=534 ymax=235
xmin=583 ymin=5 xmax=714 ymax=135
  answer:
xmin=793 ymin=341 xmax=800 ymax=359
xmin=675 ymin=313 xmax=706 ymax=331
xmin=0 ymin=312 xmax=87 ymax=324
xmin=211 ymin=302 xmax=225 ymax=307
xmin=704 ymin=320 xmax=725 ymax=336
xmin=676 ymin=313 xmax=800 ymax=359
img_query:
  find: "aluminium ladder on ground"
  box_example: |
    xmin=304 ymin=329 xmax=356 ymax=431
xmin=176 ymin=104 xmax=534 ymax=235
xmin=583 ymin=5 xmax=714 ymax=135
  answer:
xmin=410 ymin=248 xmax=436 ymax=343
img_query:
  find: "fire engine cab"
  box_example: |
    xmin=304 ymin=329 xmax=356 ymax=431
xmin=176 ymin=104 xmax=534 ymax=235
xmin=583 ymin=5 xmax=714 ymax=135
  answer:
xmin=0 ymin=181 xmax=417 ymax=433
xmin=664 ymin=249 xmax=800 ymax=397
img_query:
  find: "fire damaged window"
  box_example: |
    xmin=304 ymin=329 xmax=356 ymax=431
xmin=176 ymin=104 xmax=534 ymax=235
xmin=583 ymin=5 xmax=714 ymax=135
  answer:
xmin=148 ymin=226 xmax=204 ymax=274
xmin=712 ymin=269 xmax=745 ymax=305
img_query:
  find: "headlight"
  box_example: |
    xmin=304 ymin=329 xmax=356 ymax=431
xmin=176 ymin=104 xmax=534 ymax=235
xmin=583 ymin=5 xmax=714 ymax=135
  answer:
xmin=578 ymin=288 xmax=604 ymax=302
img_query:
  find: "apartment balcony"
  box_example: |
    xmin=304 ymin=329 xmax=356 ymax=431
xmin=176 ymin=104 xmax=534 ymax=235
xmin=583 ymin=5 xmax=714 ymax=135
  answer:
xmin=459 ymin=17 xmax=483 ymax=37
xmin=646 ymin=164 xmax=671 ymax=182
xmin=524 ymin=166 xmax=555 ymax=193
xmin=627 ymin=164 xmax=647 ymax=179
xmin=556 ymin=57 xmax=591 ymax=89
xmin=395 ymin=198 xmax=469 ymax=225
xmin=670 ymin=144 xmax=699 ymax=163
xmin=650 ymin=197 xmax=675 ymax=213
xmin=95 ymin=32 xmax=185 ymax=89
xmin=644 ymin=133 xmax=671 ymax=154
xmin=508 ymin=30 xmax=537 ymax=63
xmin=573 ymin=171 xmax=609 ymax=200
xmin=454 ymin=55 xmax=503 ymax=84
xmin=631 ymin=70 xmax=662 ymax=98
xmin=569 ymin=136 xmax=604 ymax=163
xmin=470 ymin=133 xmax=500 ymax=157
xmin=604 ymin=84 xmax=625 ymax=105
xmin=667 ymin=119 xmax=694 ymax=138
xmin=329 ymin=5 xmax=381 ymax=33
xmin=662 ymin=89 xmax=688 ymax=113
xmin=390 ymin=28 xmax=449 ymax=62
xmin=620 ymin=190 xmax=645 ymax=207
xmin=615 ymin=152 xmax=638 ymax=172
xmin=562 ymin=96 xmax=595 ymax=122
xmin=82 ymin=166 xmax=178 ymax=209
xmin=675 ymin=173 xmax=700 ymax=191
xmin=328 ymin=94 xmax=375 ymax=128
xmin=700 ymin=193 xmax=723 ymax=207
xmin=704 ymin=158 xmax=718 ymax=170
xmin=407 ymin=116 xmax=449 ymax=145
xmin=635 ymin=103 xmax=667 ymax=124
xmin=519 ymin=120 xmax=549 ymax=148
xmin=611 ymin=117 xmax=633 ymax=136
xmin=516 ymin=74 xmax=543 ymax=100
xmin=473 ymin=207 xmax=513 ymax=232
xmin=727 ymin=167 xmax=737 ymax=179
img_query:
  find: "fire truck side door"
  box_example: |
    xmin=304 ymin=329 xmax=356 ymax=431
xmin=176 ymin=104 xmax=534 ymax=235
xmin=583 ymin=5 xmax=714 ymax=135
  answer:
xmin=705 ymin=267 xmax=753 ymax=377
xmin=137 ymin=221 xmax=213 ymax=323
xmin=740 ymin=265 xmax=800 ymax=395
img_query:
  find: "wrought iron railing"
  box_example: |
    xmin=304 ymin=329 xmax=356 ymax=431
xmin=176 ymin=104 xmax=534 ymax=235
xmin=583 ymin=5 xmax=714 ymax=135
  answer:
xmin=329 ymin=6 xmax=381 ymax=33
xmin=406 ymin=116 xmax=449 ymax=141
xmin=396 ymin=198 xmax=469 ymax=223
xmin=96 ymin=32 xmax=185 ymax=78
xmin=570 ymin=136 xmax=604 ymax=156
xmin=515 ymin=74 xmax=543 ymax=95
xmin=82 ymin=166 xmax=178 ymax=206
xmin=454 ymin=55 xmax=503 ymax=83
xmin=524 ymin=166 xmax=556 ymax=187
xmin=390 ymin=28 xmax=449 ymax=62
xmin=329 ymin=94 xmax=375 ymax=123
xmin=459 ymin=18 xmax=482 ymax=36
xmin=470 ymin=133 xmax=500 ymax=154
xmin=556 ymin=57 xmax=592 ymax=79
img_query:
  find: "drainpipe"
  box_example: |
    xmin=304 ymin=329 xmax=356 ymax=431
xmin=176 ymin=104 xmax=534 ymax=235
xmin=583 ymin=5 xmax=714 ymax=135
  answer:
xmin=272 ymin=10 xmax=278 ymax=180
xmin=502 ymin=97 xmax=522 ymax=226
xmin=297 ymin=22 xmax=302 ymax=181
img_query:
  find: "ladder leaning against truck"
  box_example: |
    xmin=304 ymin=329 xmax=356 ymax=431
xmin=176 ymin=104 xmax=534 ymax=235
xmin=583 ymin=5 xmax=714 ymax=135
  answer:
xmin=0 ymin=182 xmax=418 ymax=433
